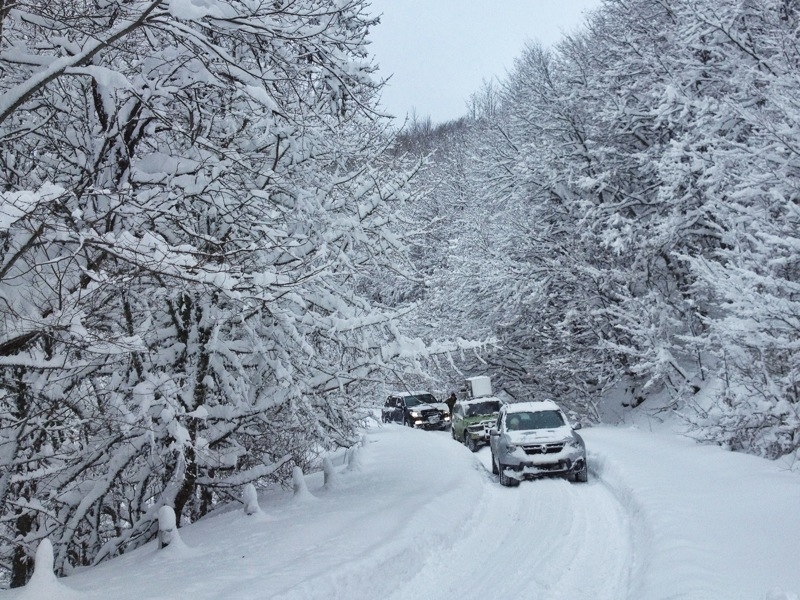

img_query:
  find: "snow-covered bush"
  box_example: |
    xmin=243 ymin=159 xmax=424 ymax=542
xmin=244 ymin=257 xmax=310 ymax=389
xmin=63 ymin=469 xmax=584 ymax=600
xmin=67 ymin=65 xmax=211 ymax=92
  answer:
xmin=291 ymin=466 xmax=314 ymax=502
xmin=346 ymin=446 xmax=363 ymax=472
xmin=322 ymin=457 xmax=338 ymax=491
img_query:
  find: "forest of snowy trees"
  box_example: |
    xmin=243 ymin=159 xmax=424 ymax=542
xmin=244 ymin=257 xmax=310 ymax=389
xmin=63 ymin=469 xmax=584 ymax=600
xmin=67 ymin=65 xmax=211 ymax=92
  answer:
xmin=0 ymin=0 xmax=446 ymax=587
xmin=398 ymin=0 xmax=799 ymax=460
xmin=1 ymin=0 xmax=798 ymax=589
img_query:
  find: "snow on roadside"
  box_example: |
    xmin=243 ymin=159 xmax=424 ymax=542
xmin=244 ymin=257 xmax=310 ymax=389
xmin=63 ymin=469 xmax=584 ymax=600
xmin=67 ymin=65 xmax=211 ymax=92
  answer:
xmin=0 ymin=426 xmax=485 ymax=600
xmin=585 ymin=426 xmax=800 ymax=600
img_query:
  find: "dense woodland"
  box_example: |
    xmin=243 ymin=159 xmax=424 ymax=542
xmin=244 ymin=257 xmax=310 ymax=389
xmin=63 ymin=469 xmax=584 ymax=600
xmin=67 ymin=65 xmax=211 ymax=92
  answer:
xmin=1 ymin=0 xmax=798 ymax=588
xmin=396 ymin=0 xmax=799 ymax=457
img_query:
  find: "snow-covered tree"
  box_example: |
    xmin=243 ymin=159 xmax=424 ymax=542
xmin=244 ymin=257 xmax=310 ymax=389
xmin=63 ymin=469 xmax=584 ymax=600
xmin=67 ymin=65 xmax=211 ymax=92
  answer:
xmin=397 ymin=0 xmax=799 ymax=446
xmin=672 ymin=0 xmax=800 ymax=458
xmin=1 ymin=0 xmax=420 ymax=584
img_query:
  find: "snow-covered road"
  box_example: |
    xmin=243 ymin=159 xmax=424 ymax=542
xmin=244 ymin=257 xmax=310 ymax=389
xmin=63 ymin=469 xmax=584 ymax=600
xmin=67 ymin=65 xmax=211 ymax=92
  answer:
xmin=387 ymin=439 xmax=634 ymax=600
xmin=5 ymin=423 xmax=800 ymax=600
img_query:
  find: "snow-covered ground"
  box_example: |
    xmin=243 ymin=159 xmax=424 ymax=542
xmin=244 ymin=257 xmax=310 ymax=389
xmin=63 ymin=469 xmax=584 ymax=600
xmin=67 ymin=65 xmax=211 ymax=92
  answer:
xmin=3 ymin=421 xmax=800 ymax=600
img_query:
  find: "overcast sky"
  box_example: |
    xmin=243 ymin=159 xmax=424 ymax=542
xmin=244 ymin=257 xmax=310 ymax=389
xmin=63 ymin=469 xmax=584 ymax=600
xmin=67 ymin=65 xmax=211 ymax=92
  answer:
xmin=365 ymin=0 xmax=602 ymax=124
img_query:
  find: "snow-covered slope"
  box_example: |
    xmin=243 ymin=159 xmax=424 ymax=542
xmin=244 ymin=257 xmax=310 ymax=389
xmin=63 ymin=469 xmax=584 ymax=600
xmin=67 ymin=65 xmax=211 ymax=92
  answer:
xmin=3 ymin=424 xmax=799 ymax=600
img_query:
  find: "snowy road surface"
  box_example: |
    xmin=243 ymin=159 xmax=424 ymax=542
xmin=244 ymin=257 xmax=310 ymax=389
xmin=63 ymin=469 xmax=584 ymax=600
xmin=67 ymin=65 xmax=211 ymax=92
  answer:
xmin=5 ymin=423 xmax=800 ymax=600
xmin=385 ymin=441 xmax=633 ymax=600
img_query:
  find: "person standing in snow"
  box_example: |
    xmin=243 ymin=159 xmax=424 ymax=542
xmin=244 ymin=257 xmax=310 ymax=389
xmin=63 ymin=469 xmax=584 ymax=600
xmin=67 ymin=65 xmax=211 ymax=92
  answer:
xmin=445 ymin=392 xmax=457 ymax=415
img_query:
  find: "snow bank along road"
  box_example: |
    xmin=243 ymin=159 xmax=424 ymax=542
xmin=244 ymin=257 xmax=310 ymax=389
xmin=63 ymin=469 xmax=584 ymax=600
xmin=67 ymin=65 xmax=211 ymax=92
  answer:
xmin=5 ymin=423 xmax=800 ymax=600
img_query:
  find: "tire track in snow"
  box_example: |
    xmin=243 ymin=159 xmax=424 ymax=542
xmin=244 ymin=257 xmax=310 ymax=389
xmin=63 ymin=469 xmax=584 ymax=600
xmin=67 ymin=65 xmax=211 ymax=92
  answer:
xmin=264 ymin=426 xmax=494 ymax=600
xmin=387 ymin=446 xmax=636 ymax=600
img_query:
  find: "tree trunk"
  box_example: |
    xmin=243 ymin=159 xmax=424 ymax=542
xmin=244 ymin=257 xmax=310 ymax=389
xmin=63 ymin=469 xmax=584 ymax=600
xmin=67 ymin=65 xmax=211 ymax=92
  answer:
xmin=172 ymin=441 xmax=196 ymax=528
xmin=10 ymin=511 xmax=33 ymax=588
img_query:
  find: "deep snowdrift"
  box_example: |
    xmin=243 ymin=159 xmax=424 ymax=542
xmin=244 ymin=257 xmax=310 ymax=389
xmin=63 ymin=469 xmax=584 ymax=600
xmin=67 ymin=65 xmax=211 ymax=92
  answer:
xmin=3 ymin=423 xmax=799 ymax=600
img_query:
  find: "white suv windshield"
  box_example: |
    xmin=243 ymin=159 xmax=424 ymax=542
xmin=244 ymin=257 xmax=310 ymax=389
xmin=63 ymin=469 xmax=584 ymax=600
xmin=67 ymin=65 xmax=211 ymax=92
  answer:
xmin=506 ymin=410 xmax=565 ymax=431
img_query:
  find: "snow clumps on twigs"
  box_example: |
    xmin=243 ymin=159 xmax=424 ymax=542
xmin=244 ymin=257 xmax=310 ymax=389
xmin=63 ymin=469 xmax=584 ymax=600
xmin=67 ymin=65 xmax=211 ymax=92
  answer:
xmin=158 ymin=505 xmax=184 ymax=549
xmin=322 ymin=456 xmax=338 ymax=491
xmin=18 ymin=538 xmax=79 ymax=600
xmin=242 ymin=483 xmax=262 ymax=516
xmin=292 ymin=466 xmax=316 ymax=502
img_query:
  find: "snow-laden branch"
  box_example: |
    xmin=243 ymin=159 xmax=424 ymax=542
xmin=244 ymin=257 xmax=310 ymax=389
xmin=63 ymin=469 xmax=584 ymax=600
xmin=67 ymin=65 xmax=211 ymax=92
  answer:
xmin=0 ymin=0 xmax=163 ymax=126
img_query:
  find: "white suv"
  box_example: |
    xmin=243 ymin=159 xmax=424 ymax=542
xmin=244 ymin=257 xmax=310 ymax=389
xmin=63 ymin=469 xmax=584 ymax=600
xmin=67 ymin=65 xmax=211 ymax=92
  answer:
xmin=489 ymin=400 xmax=587 ymax=486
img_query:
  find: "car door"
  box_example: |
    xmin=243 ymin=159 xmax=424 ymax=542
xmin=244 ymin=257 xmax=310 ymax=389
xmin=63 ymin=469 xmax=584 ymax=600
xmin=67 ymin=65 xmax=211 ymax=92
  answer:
xmin=382 ymin=397 xmax=392 ymax=422
xmin=489 ymin=410 xmax=504 ymax=455
xmin=389 ymin=396 xmax=403 ymax=423
xmin=400 ymin=396 xmax=414 ymax=424
xmin=452 ymin=403 xmax=463 ymax=438
xmin=495 ymin=412 xmax=518 ymax=461
xmin=381 ymin=397 xmax=394 ymax=422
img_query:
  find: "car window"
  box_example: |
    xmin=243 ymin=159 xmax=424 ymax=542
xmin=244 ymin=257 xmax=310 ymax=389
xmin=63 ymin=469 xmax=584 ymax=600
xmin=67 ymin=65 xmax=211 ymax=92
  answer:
xmin=465 ymin=400 xmax=501 ymax=417
xmin=531 ymin=410 xmax=565 ymax=429
xmin=403 ymin=394 xmax=436 ymax=407
xmin=506 ymin=410 xmax=565 ymax=431
xmin=414 ymin=393 xmax=437 ymax=404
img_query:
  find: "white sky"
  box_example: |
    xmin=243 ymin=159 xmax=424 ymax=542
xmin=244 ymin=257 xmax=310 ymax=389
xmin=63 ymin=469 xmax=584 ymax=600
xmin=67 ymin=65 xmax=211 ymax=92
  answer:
xmin=366 ymin=0 xmax=602 ymax=124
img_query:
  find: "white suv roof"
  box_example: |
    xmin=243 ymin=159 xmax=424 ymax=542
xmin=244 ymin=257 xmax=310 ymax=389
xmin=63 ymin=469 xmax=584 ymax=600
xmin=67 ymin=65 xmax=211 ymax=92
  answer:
xmin=458 ymin=396 xmax=503 ymax=406
xmin=389 ymin=390 xmax=434 ymax=397
xmin=503 ymin=400 xmax=561 ymax=413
